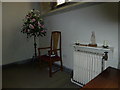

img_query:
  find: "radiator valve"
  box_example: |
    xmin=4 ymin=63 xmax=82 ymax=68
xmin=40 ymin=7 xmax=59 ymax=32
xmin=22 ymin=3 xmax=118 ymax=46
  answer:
xmin=102 ymin=52 xmax=108 ymax=61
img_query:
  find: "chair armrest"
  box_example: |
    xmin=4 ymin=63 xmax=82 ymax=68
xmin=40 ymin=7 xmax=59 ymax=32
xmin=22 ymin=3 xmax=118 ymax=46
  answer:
xmin=49 ymin=49 xmax=60 ymax=52
xmin=38 ymin=47 xmax=51 ymax=56
xmin=38 ymin=47 xmax=51 ymax=50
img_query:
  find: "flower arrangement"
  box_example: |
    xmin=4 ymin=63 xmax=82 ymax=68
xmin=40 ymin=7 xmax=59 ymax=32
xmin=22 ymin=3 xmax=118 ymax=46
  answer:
xmin=21 ymin=9 xmax=46 ymax=38
xmin=21 ymin=9 xmax=46 ymax=58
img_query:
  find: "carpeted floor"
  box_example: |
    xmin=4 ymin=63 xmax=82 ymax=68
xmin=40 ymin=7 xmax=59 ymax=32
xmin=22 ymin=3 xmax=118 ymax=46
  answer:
xmin=2 ymin=61 xmax=80 ymax=88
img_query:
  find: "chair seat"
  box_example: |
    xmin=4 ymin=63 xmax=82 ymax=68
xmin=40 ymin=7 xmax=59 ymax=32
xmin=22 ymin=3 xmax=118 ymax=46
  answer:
xmin=39 ymin=55 xmax=61 ymax=62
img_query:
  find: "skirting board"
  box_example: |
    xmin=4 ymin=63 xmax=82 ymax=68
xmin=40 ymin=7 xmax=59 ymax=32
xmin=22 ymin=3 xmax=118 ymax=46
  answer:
xmin=53 ymin=63 xmax=73 ymax=74
xmin=2 ymin=58 xmax=73 ymax=75
xmin=2 ymin=58 xmax=32 ymax=69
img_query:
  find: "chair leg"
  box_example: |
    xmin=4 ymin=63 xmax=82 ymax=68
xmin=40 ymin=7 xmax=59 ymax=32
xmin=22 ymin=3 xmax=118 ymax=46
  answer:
xmin=49 ymin=61 xmax=52 ymax=77
xmin=60 ymin=60 xmax=63 ymax=71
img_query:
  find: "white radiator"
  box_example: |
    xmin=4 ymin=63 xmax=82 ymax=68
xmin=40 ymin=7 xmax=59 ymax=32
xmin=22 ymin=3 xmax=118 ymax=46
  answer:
xmin=71 ymin=45 xmax=112 ymax=87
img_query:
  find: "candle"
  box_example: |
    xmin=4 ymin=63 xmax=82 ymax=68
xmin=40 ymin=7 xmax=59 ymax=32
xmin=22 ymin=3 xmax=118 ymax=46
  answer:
xmin=103 ymin=40 xmax=108 ymax=48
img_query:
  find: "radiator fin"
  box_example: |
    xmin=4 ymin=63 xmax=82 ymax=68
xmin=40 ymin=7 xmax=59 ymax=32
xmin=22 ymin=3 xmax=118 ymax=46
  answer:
xmin=73 ymin=50 xmax=104 ymax=85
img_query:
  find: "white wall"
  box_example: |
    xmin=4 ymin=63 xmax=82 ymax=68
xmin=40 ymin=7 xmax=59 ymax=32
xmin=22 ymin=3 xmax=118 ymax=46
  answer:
xmin=2 ymin=2 xmax=40 ymax=65
xmin=44 ymin=3 xmax=118 ymax=69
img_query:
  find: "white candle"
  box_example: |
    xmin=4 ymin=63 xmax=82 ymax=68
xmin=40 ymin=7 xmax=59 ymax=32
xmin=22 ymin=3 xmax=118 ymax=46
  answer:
xmin=103 ymin=40 xmax=108 ymax=46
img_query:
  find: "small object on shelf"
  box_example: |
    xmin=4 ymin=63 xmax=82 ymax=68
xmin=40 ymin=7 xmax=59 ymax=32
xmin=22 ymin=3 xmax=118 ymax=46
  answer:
xmin=102 ymin=45 xmax=109 ymax=48
xmin=90 ymin=31 xmax=96 ymax=44
xmin=75 ymin=40 xmax=80 ymax=45
xmin=89 ymin=31 xmax=97 ymax=47
xmin=88 ymin=44 xmax=97 ymax=47
xmin=79 ymin=44 xmax=88 ymax=46
xmin=75 ymin=43 xmax=88 ymax=46
xmin=103 ymin=40 xmax=109 ymax=48
xmin=75 ymin=43 xmax=80 ymax=45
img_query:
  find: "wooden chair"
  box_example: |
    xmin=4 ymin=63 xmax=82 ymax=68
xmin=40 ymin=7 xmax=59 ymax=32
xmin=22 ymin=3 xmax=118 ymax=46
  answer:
xmin=38 ymin=31 xmax=63 ymax=77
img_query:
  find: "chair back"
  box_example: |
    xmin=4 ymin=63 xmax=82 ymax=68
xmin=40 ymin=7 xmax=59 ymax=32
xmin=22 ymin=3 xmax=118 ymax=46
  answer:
xmin=51 ymin=31 xmax=61 ymax=55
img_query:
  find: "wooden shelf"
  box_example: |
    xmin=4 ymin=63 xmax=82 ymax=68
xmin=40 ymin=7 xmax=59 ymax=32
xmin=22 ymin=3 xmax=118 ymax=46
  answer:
xmin=73 ymin=44 xmax=114 ymax=53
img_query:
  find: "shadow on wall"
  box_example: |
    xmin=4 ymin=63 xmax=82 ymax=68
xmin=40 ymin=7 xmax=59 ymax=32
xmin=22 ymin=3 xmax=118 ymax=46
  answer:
xmin=2 ymin=2 xmax=41 ymax=65
xmin=99 ymin=2 xmax=118 ymax=23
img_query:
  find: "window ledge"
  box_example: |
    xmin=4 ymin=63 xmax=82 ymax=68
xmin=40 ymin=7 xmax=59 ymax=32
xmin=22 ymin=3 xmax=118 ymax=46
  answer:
xmin=42 ymin=2 xmax=104 ymax=17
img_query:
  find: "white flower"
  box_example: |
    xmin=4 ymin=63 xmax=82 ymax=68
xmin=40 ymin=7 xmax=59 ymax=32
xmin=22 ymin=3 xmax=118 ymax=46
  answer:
xmin=34 ymin=14 xmax=36 ymax=16
xmin=31 ymin=10 xmax=33 ymax=12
